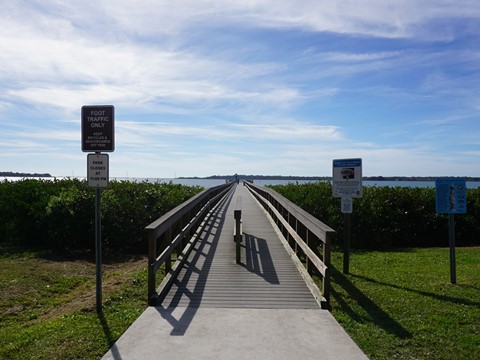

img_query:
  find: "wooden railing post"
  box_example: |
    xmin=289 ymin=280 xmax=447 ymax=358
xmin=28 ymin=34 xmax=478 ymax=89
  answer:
xmin=234 ymin=196 xmax=242 ymax=264
xmin=147 ymin=231 xmax=157 ymax=306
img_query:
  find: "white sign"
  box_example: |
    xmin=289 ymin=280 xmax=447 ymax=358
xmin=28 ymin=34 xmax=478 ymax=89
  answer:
xmin=332 ymin=158 xmax=363 ymax=198
xmin=341 ymin=197 xmax=353 ymax=214
xmin=88 ymin=153 xmax=109 ymax=188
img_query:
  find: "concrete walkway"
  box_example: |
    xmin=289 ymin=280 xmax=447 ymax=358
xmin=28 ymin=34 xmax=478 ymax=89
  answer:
xmin=102 ymin=307 xmax=367 ymax=360
xmin=102 ymin=184 xmax=367 ymax=359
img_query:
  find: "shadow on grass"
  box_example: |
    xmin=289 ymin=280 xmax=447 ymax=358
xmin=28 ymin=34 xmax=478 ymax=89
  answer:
xmin=331 ymin=265 xmax=412 ymax=339
xmin=351 ymin=274 xmax=480 ymax=307
xmin=98 ymin=310 xmax=122 ymax=359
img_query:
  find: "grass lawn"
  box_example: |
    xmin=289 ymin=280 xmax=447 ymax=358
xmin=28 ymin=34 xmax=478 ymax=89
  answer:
xmin=329 ymin=247 xmax=480 ymax=359
xmin=0 ymin=248 xmax=150 ymax=359
xmin=0 ymin=246 xmax=478 ymax=359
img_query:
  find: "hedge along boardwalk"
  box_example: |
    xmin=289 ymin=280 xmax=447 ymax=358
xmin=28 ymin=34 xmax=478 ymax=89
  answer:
xmin=102 ymin=184 xmax=367 ymax=360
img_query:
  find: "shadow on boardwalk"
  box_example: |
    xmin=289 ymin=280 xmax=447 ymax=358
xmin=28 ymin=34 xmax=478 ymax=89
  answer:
xmin=154 ymin=191 xmax=233 ymax=336
xmin=241 ymin=233 xmax=279 ymax=284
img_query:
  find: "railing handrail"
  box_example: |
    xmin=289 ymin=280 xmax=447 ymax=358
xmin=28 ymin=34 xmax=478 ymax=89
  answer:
xmin=244 ymin=181 xmax=335 ymax=307
xmin=244 ymin=182 xmax=335 ymax=242
xmin=146 ymin=182 xmax=231 ymax=239
xmin=146 ymin=181 xmax=235 ymax=305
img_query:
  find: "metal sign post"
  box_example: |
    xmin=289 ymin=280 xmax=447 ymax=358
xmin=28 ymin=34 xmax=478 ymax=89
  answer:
xmin=435 ymin=178 xmax=466 ymax=284
xmin=88 ymin=154 xmax=109 ymax=313
xmin=341 ymin=197 xmax=352 ymax=274
xmin=95 ymin=186 xmax=102 ymax=313
xmin=448 ymin=213 xmax=456 ymax=284
xmin=82 ymin=105 xmax=114 ymax=313
xmin=333 ymin=158 xmax=362 ymax=274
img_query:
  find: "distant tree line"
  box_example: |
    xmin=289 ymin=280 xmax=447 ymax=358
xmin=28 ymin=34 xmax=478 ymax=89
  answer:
xmin=1 ymin=171 xmax=51 ymax=177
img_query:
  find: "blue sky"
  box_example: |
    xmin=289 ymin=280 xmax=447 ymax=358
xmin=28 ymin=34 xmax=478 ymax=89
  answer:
xmin=1 ymin=1 xmax=480 ymax=178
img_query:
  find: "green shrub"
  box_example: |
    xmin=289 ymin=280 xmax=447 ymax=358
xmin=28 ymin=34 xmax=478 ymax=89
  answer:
xmin=101 ymin=181 xmax=202 ymax=253
xmin=0 ymin=179 xmax=203 ymax=254
xmin=270 ymin=182 xmax=480 ymax=249
xmin=0 ymin=179 xmax=60 ymax=246
xmin=45 ymin=179 xmax=94 ymax=250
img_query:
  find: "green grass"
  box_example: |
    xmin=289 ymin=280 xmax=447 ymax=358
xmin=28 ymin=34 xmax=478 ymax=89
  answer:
xmin=0 ymin=248 xmax=150 ymax=359
xmin=329 ymin=247 xmax=480 ymax=359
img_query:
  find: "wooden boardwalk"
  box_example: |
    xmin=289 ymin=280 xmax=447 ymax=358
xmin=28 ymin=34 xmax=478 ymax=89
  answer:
xmin=102 ymin=183 xmax=368 ymax=359
xmin=162 ymin=184 xmax=319 ymax=309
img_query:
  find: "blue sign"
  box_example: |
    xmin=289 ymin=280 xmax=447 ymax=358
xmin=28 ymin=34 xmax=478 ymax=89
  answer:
xmin=435 ymin=178 xmax=466 ymax=214
xmin=333 ymin=159 xmax=362 ymax=168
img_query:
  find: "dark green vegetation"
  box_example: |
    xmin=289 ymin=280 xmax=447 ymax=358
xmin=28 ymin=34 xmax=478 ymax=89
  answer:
xmin=329 ymin=248 xmax=480 ymax=359
xmin=270 ymin=181 xmax=480 ymax=248
xmin=0 ymin=179 xmax=203 ymax=254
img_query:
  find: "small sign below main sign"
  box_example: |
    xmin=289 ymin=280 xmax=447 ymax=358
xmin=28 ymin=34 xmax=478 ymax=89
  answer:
xmin=435 ymin=178 xmax=466 ymax=214
xmin=341 ymin=197 xmax=353 ymax=214
xmin=88 ymin=153 xmax=109 ymax=188
xmin=82 ymin=105 xmax=115 ymax=152
xmin=332 ymin=158 xmax=363 ymax=198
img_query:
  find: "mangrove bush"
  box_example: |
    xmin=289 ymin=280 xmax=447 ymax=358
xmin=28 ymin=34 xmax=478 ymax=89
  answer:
xmin=269 ymin=182 xmax=480 ymax=249
xmin=0 ymin=179 xmax=203 ymax=254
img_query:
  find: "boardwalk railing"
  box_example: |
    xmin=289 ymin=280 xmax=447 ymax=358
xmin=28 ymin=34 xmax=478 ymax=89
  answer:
xmin=244 ymin=182 xmax=335 ymax=307
xmin=146 ymin=181 xmax=235 ymax=305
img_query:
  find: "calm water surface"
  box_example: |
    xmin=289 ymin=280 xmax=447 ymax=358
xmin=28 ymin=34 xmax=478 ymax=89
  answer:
xmin=2 ymin=177 xmax=479 ymax=189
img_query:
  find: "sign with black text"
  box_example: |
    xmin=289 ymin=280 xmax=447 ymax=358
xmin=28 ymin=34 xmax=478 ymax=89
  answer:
xmin=87 ymin=153 xmax=109 ymax=188
xmin=82 ymin=105 xmax=115 ymax=152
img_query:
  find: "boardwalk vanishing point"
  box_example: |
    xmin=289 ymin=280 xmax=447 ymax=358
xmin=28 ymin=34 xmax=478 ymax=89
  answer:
xmin=102 ymin=182 xmax=367 ymax=360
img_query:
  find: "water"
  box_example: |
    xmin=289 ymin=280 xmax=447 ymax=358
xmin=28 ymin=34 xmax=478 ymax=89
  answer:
xmin=2 ymin=177 xmax=479 ymax=189
xmin=115 ymin=178 xmax=480 ymax=189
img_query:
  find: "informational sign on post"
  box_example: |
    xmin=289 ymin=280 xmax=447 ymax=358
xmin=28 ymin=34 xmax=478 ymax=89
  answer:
xmin=435 ymin=178 xmax=467 ymax=214
xmin=332 ymin=158 xmax=362 ymax=274
xmin=332 ymin=158 xmax=363 ymax=198
xmin=82 ymin=104 xmax=115 ymax=313
xmin=435 ymin=178 xmax=466 ymax=285
xmin=87 ymin=153 xmax=109 ymax=188
xmin=81 ymin=105 xmax=115 ymax=152
xmin=341 ymin=197 xmax=353 ymax=214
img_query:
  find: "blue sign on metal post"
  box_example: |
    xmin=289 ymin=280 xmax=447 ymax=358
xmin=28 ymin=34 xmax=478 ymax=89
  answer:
xmin=435 ymin=178 xmax=466 ymax=214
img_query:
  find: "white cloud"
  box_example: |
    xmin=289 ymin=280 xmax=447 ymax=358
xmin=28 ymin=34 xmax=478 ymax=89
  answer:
xmin=99 ymin=0 xmax=480 ymax=40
